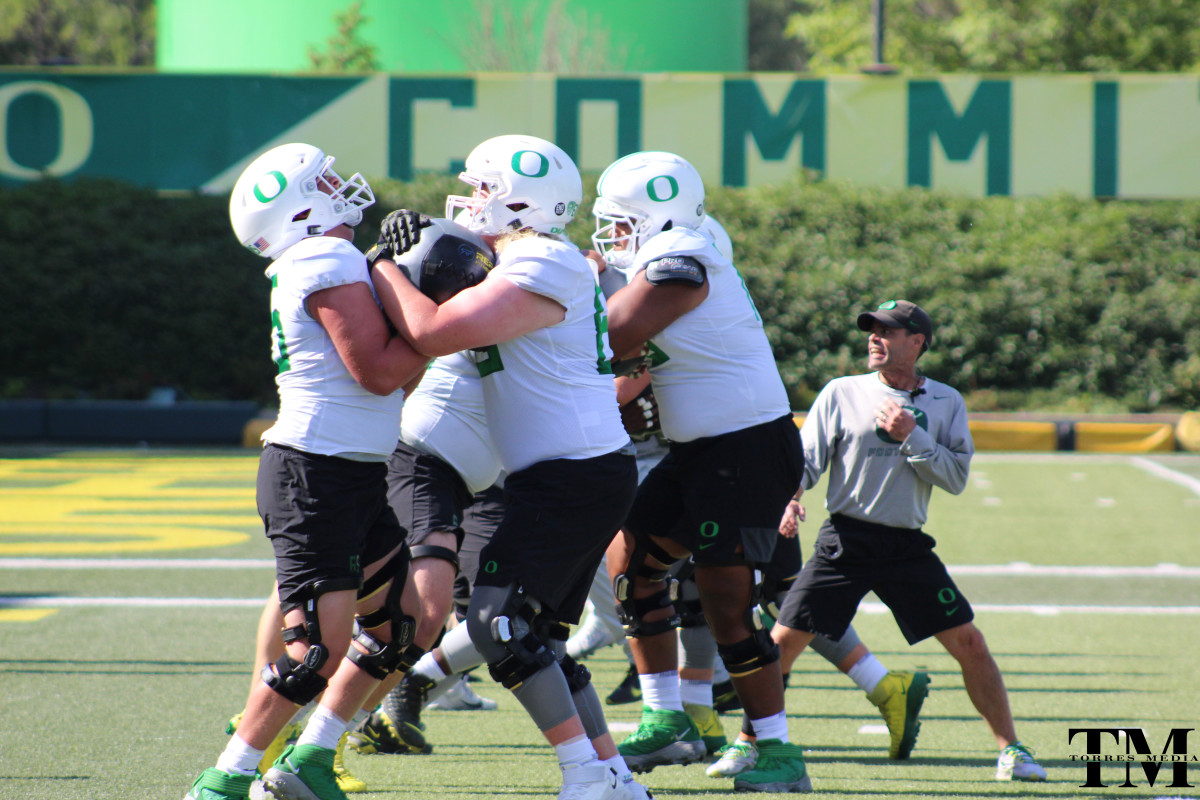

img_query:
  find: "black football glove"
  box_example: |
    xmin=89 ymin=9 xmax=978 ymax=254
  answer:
xmin=377 ymin=209 xmax=432 ymax=258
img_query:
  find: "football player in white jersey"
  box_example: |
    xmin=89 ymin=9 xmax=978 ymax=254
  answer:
xmin=594 ymin=151 xmax=810 ymax=793
xmin=186 ymin=144 xmax=430 ymax=800
xmin=370 ymin=135 xmax=645 ymax=800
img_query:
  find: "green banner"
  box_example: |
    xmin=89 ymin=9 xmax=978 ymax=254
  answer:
xmin=2 ymin=71 xmax=1198 ymax=198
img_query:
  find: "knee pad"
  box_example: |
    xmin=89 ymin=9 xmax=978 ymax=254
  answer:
xmin=613 ymin=535 xmax=681 ymax=638
xmin=265 ymin=577 xmax=357 ymax=704
xmin=484 ymin=585 xmax=557 ymax=690
xmin=717 ymin=627 xmax=781 ymax=678
xmin=347 ymin=551 xmax=424 ymax=679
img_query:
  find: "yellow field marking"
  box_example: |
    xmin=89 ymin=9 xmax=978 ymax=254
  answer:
xmin=0 ymin=608 xmax=57 ymax=622
xmin=0 ymin=454 xmax=259 ymax=555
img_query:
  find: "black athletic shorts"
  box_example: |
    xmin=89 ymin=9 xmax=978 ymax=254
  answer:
xmin=776 ymin=513 xmax=975 ymax=644
xmin=453 ymin=483 xmax=506 ymax=618
xmin=257 ymin=443 xmax=405 ymax=610
xmin=386 ymin=442 xmax=473 ymax=550
xmin=474 ymin=450 xmax=637 ymax=624
xmin=624 ymin=413 xmax=802 ymax=566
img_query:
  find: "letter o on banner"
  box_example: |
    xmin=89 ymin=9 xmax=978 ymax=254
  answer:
xmin=0 ymin=81 xmax=94 ymax=179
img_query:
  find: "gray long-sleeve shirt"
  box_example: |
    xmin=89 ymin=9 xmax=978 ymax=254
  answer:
xmin=799 ymin=372 xmax=974 ymax=529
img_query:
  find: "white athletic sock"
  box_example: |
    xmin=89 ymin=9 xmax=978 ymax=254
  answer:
xmin=640 ymin=670 xmax=683 ymax=712
xmin=413 ymin=652 xmax=448 ymax=682
xmin=847 ymin=654 xmax=889 ymax=694
xmin=295 ymin=704 xmax=348 ymax=751
xmin=680 ymin=678 xmax=712 ymax=708
xmin=603 ymin=754 xmax=633 ymax=781
xmin=554 ymin=734 xmax=597 ymax=767
xmin=215 ymin=734 xmax=264 ymax=776
xmin=749 ymin=711 xmax=790 ymax=743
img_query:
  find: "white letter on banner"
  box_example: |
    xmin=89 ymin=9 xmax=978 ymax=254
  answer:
xmin=0 ymin=81 xmax=94 ymax=179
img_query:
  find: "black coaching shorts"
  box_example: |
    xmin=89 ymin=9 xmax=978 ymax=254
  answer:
xmin=474 ymin=450 xmax=637 ymax=624
xmin=386 ymin=442 xmax=473 ymax=550
xmin=777 ymin=513 xmax=976 ymax=644
xmin=257 ymin=443 xmax=406 ymax=609
xmin=624 ymin=414 xmax=803 ymax=566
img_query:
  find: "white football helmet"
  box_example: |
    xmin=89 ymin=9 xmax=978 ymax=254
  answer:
xmin=445 ymin=134 xmax=582 ymax=236
xmin=592 ymin=151 xmax=706 ymax=269
xmin=229 ymin=143 xmax=375 ymax=259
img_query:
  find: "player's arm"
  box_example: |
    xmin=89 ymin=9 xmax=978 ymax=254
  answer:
xmin=307 ymin=282 xmax=429 ymax=396
xmin=372 ymin=260 xmax=564 ymax=357
xmin=606 ymin=255 xmax=709 ymax=360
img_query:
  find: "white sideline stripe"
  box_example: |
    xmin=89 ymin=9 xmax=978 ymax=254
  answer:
xmin=950 ymin=562 xmax=1200 ymax=578
xmin=0 ymin=597 xmax=265 ymax=607
xmin=1130 ymin=456 xmax=1200 ymax=497
xmin=3 ymin=558 xmax=1198 ymax=578
xmin=859 ymin=724 xmax=888 ymax=736
xmin=0 ymin=558 xmax=275 ymax=569
xmin=2 ymin=597 xmax=1198 ymax=614
xmin=859 ymin=602 xmax=1200 ymax=616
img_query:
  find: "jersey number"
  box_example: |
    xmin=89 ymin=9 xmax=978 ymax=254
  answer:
xmin=471 ymin=286 xmax=614 ymax=377
xmin=269 ymin=277 xmax=291 ymax=373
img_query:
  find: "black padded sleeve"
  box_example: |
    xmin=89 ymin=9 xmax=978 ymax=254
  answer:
xmin=643 ymin=255 xmax=706 ymax=287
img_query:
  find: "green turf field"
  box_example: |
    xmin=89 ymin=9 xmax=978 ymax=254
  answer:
xmin=1 ymin=449 xmax=1198 ymax=799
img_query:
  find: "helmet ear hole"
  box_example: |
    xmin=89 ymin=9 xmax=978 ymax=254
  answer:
xmin=662 ymin=221 xmax=673 ymax=231
xmin=292 ymin=209 xmax=311 ymax=222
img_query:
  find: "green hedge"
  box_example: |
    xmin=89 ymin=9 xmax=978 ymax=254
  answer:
xmin=3 ymin=175 xmax=1198 ymax=411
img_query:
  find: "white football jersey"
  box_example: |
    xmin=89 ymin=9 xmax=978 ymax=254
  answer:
xmin=261 ymin=236 xmax=404 ymax=460
xmin=469 ymin=236 xmax=631 ymax=473
xmin=400 ymin=352 xmax=502 ymax=494
xmin=630 ymin=227 xmax=791 ymax=442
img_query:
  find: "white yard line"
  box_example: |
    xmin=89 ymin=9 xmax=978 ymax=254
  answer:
xmin=3 ymin=558 xmax=1197 ymax=577
xmin=1 ymin=596 xmax=1196 ymax=614
xmin=1130 ymin=455 xmax=1200 ymax=497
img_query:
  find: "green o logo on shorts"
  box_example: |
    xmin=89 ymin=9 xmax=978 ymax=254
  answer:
xmin=700 ymin=521 xmax=719 ymax=538
xmin=484 ymin=560 xmax=499 ymax=574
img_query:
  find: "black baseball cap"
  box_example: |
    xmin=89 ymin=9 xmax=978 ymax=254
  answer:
xmin=857 ymin=300 xmax=934 ymax=350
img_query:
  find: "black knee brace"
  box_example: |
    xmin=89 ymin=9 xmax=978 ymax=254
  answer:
xmin=409 ymin=544 xmax=460 ymax=572
xmin=559 ymin=654 xmax=592 ymax=693
xmin=613 ymin=536 xmax=681 ymax=638
xmin=717 ymin=627 xmax=781 ymax=679
xmin=264 ymin=576 xmax=358 ymax=704
xmin=485 ymin=585 xmax=557 ymax=690
xmin=348 ymin=550 xmax=423 ymax=679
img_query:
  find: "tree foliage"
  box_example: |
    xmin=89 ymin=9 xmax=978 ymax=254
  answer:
xmin=0 ymin=0 xmax=154 ymax=66
xmin=307 ymin=1 xmax=380 ymax=73
xmin=751 ymin=0 xmax=1200 ymax=73
xmin=452 ymin=0 xmax=631 ymax=73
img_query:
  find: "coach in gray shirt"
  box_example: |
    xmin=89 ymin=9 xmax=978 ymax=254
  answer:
xmin=771 ymin=300 xmax=1047 ymax=783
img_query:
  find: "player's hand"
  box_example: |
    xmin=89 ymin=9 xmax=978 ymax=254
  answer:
xmin=779 ymin=497 xmax=806 ymax=538
xmin=377 ymin=209 xmax=432 ymax=258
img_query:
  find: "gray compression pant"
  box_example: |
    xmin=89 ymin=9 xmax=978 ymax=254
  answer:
xmin=467 ymin=583 xmax=609 ymax=736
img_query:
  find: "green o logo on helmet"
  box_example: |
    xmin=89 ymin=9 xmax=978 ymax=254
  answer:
xmin=511 ymin=150 xmax=550 ymax=178
xmin=646 ymin=175 xmax=679 ymax=202
xmin=253 ymin=171 xmax=287 ymax=203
